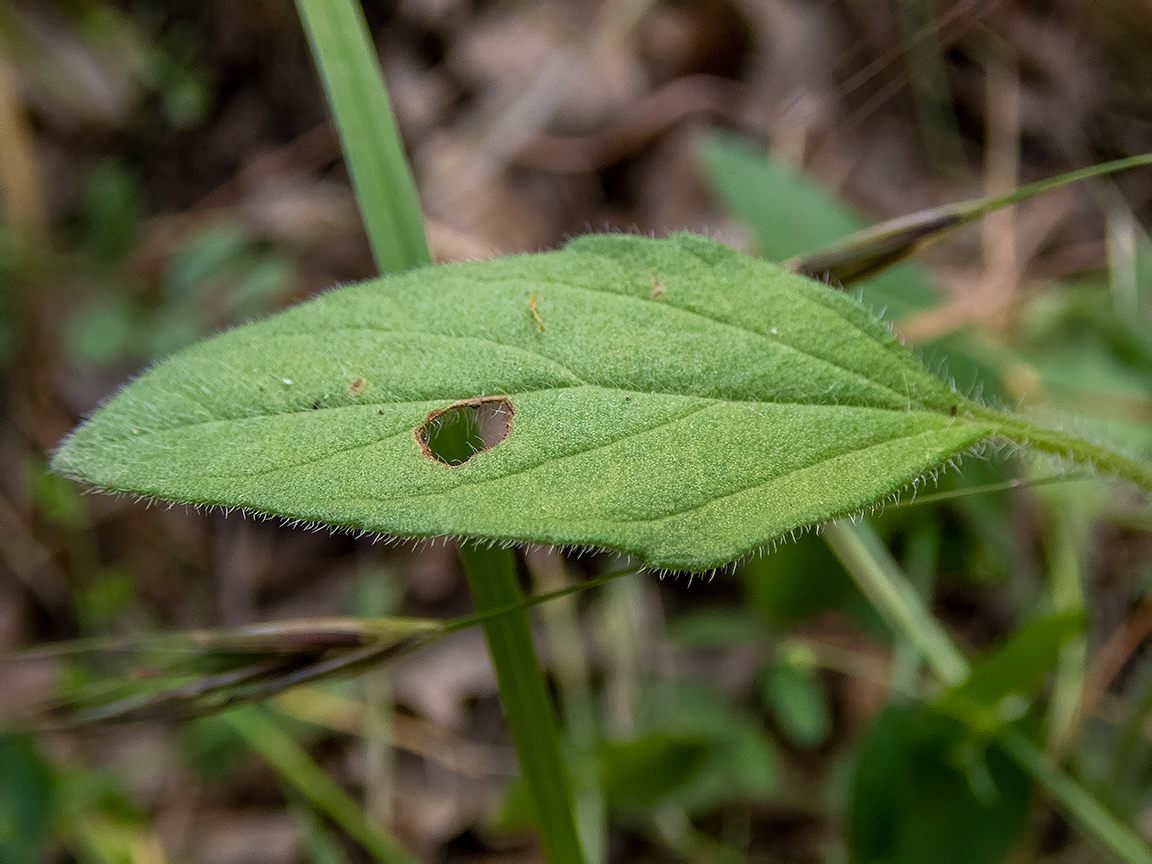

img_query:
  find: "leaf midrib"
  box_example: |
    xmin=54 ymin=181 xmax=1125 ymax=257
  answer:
xmin=135 ymin=391 xmax=714 ymax=480
xmin=329 ymin=421 xmax=986 ymax=528
xmin=167 ymin=393 xmax=981 ymax=525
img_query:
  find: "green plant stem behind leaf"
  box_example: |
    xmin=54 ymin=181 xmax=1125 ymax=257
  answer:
xmin=51 ymin=233 xmax=1149 ymax=572
xmin=458 ymin=544 xmax=584 ymax=864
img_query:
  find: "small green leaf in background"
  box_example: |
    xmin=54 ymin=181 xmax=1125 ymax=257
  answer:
xmin=0 ymin=734 xmax=54 ymax=863
xmin=848 ymin=704 xmax=1031 ymax=864
xmin=157 ymin=62 xmax=211 ymax=129
xmin=75 ymin=565 xmax=139 ymax=632
xmin=51 ymin=762 xmax=156 ymax=861
xmin=648 ymin=680 xmax=781 ymax=814
xmin=182 ymin=714 xmax=248 ymax=788
xmin=665 ymin=608 xmax=765 ymax=648
xmin=937 ymin=610 xmax=1086 ymax=733
xmin=232 ymin=251 xmax=296 ymax=319
xmin=597 ymin=733 xmax=712 ymax=808
xmin=26 ymin=457 xmax=89 ymax=531
xmin=144 ymin=307 xmax=209 ymax=362
xmin=82 ymin=157 xmax=143 ymax=268
xmin=63 ymin=294 xmax=138 ymax=368
xmin=164 ymin=221 xmax=251 ymax=303
xmin=65 ymin=218 xmax=298 ymax=370
xmin=762 ymin=654 xmax=833 ymax=749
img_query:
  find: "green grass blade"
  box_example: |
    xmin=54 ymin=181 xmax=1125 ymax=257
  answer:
xmin=292 ymin=2 xmax=580 ymax=858
xmin=1041 ymin=496 xmax=1088 ymax=754
xmin=224 ymin=705 xmax=420 ymax=864
xmin=294 ymin=0 xmax=430 ymax=274
xmin=458 ymin=544 xmax=585 ymax=864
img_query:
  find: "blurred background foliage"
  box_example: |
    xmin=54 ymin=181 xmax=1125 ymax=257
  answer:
xmin=0 ymin=0 xmax=1150 ymax=861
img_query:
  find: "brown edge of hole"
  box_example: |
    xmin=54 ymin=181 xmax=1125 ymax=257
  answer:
xmin=415 ymin=396 xmax=516 ymax=466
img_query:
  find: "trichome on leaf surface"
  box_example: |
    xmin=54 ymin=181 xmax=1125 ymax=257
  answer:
xmin=51 ymin=232 xmax=1145 ymax=571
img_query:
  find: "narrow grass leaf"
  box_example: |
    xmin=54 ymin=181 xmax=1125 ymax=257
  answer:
xmin=294 ymin=0 xmax=430 ymax=274
xmin=596 ymin=733 xmax=711 ymax=807
xmin=458 ymin=544 xmax=584 ymax=864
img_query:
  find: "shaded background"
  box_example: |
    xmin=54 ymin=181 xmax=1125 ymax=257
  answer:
xmin=1 ymin=0 xmax=1151 ymax=861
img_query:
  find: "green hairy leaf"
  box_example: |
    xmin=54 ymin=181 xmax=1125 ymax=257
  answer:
xmin=54 ymin=233 xmax=1103 ymax=571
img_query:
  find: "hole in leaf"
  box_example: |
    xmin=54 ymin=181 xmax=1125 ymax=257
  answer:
xmin=416 ymin=398 xmax=514 ymax=467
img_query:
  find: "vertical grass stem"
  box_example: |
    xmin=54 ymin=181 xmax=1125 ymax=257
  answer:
xmin=294 ymin=0 xmax=431 ymax=274
xmin=293 ymin=3 xmax=581 ymax=860
xmin=458 ymin=543 xmax=586 ymax=864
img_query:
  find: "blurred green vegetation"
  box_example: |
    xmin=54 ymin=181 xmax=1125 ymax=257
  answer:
xmin=2 ymin=0 xmax=1151 ymax=862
